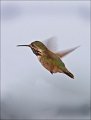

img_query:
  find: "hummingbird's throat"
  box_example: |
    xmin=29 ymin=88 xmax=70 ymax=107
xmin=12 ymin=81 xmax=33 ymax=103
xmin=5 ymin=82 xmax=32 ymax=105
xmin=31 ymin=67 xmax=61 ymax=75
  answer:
xmin=31 ymin=47 xmax=42 ymax=56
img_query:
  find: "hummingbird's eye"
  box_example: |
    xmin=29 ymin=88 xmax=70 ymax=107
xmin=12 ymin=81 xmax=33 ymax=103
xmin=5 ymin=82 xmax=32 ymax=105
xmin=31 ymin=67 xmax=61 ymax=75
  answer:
xmin=31 ymin=43 xmax=34 ymax=47
xmin=31 ymin=43 xmax=37 ymax=48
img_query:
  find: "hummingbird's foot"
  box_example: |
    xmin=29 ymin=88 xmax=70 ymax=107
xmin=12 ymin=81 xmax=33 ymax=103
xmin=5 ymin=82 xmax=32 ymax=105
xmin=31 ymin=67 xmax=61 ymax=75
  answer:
xmin=50 ymin=71 xmax=53 ymax=74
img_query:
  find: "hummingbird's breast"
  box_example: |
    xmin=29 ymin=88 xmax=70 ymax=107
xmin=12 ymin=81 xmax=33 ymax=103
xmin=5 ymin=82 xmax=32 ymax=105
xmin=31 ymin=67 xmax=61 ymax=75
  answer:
xmin=38 ymin=55 xmax=61 ymax=73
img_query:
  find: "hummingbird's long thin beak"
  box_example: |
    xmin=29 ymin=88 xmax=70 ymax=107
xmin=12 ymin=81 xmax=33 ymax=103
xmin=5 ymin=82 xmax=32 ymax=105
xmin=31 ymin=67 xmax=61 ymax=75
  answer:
xmin=17 ymin=45 xmax=29 ymax=47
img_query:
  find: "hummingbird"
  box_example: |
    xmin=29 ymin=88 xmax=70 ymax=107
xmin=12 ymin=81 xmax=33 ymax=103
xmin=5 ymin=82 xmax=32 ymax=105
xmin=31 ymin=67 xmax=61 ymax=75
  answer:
xmin=17 ymin=40 xmax=79 ymax=79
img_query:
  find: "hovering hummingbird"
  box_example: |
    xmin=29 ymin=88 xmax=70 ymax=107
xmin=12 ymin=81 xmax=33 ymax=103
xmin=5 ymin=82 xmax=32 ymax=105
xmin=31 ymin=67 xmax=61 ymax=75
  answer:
xmin=17 ymin=38 xmax=79 ymax=79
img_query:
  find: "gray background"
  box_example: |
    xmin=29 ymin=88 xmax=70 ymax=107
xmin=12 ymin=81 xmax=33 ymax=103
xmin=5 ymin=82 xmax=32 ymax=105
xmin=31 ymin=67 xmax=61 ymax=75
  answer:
xmin=1 ymin=1 xmax=90 ymax=119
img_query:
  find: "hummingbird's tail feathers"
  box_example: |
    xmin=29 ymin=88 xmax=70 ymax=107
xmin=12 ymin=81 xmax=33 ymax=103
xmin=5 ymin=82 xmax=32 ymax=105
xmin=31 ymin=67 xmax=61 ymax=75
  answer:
xmin=64 ymin=71 xmax=74 ymax=79
xmin=56 ymin=46 xmax=80 ymax=58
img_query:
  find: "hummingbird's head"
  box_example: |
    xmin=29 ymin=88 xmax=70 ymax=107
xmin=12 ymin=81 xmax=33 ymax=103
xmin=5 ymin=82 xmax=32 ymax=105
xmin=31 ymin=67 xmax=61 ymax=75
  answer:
xmin=30 ymin=41 xmax=47 ymax=56
xmin=17 ymin=41 xmax=47 ymax=56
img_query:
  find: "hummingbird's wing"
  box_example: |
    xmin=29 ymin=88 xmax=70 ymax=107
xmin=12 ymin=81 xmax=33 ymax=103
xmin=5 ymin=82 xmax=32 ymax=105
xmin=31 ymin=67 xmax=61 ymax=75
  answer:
xmin=56 ymin=46 xmax=80 ymax=58
xmin=43 ymin=36 xmax=58 ymax=52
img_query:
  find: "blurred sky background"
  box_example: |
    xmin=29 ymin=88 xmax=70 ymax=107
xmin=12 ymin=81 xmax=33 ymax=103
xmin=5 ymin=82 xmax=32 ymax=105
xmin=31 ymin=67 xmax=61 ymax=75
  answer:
xmin=1 ymin=1 xmax=90 ymax=119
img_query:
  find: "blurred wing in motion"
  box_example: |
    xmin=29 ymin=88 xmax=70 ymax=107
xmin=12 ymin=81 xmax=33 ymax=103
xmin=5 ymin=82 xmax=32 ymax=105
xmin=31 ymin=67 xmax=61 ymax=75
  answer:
xmin=43 ymin=36 xmax=58 ymax=52
xmin=56 ymin=46 xmax=80 ymax=58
